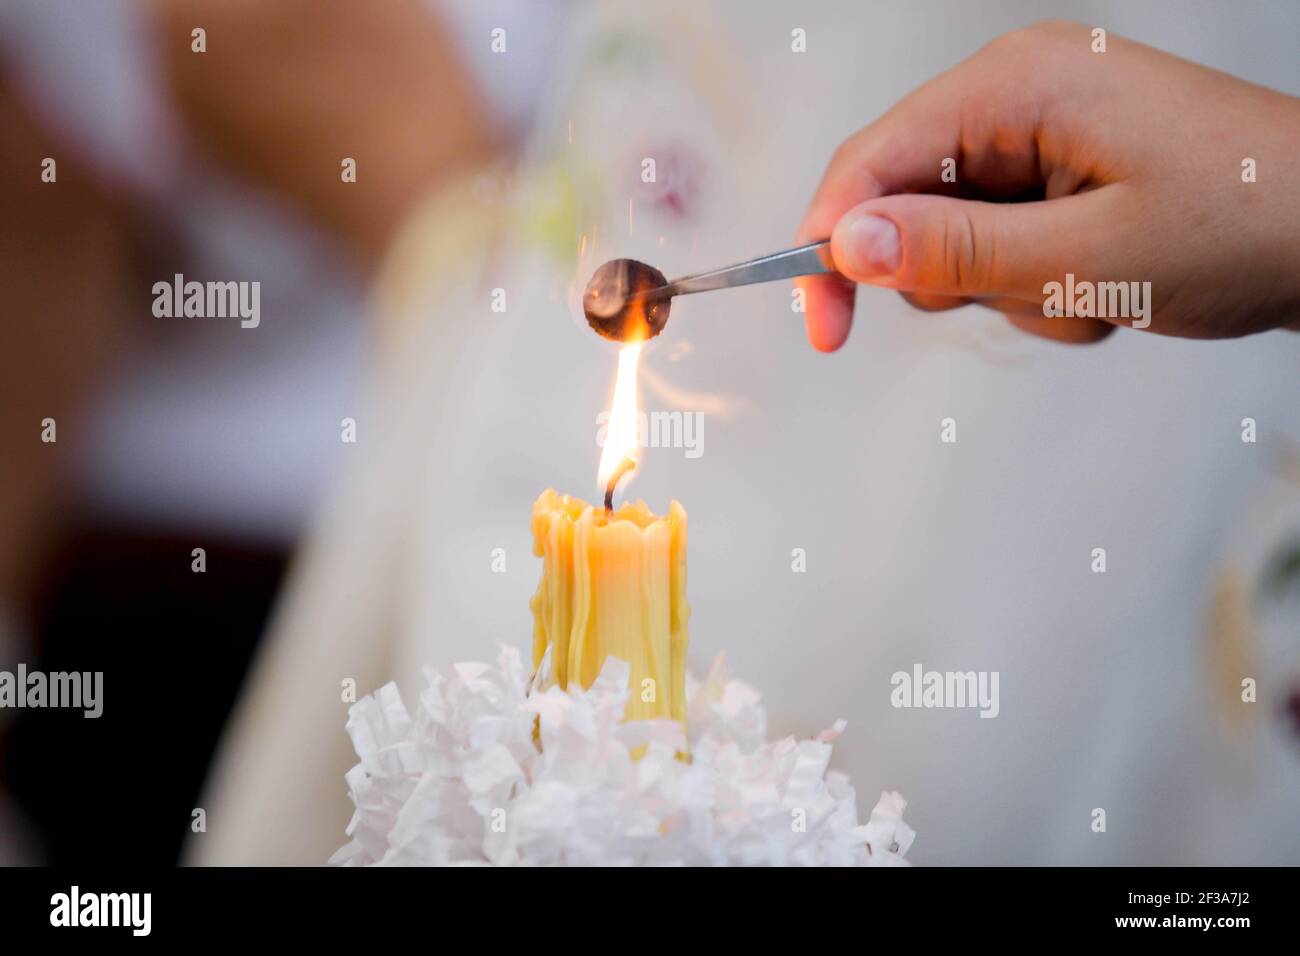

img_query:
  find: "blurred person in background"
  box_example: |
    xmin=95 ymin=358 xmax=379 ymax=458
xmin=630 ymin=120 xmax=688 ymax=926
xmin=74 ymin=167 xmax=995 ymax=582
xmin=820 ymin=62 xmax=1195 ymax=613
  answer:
xmin=0 ymin=0 xmax=563 ymax=863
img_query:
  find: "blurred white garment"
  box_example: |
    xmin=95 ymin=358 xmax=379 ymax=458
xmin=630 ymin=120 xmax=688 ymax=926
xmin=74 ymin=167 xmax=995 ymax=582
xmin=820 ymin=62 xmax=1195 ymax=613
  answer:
xmin=193 ymin=0 xmax=1300 ymax=865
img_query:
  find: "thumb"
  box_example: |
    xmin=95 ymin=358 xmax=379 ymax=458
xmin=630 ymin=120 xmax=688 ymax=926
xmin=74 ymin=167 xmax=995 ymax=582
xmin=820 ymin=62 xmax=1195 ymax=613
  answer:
xmin=830 ymin=190 xmax=1118 ymax=301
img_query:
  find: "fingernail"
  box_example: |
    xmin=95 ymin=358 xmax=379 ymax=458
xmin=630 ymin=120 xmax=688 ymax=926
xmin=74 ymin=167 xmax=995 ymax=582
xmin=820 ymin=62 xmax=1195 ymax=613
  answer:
xmin=838 ymin=213 xmax=900 ymax=278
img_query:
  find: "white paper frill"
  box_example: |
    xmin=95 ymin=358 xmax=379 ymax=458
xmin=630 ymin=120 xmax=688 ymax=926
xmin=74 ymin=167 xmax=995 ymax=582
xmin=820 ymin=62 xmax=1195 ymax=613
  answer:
xmin=330 ymin=646 xmax=914 ymax=866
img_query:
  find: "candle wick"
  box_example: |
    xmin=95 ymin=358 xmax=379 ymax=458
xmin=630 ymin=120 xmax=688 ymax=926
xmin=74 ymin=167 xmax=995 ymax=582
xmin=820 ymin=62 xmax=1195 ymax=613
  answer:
xmin=604 ymin=457 xmax=636 ymax=513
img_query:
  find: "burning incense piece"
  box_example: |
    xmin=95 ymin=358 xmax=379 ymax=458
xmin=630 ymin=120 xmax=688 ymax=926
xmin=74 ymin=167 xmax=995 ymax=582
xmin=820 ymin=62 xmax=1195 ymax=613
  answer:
xmin=582 ymin=259 xmax=669 ymax=343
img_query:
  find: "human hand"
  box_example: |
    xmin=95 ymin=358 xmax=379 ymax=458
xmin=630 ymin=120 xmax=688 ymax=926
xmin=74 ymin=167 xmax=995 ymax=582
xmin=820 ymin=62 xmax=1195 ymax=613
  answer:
xmin=796 ymin=20 xmax=1300 ymax=350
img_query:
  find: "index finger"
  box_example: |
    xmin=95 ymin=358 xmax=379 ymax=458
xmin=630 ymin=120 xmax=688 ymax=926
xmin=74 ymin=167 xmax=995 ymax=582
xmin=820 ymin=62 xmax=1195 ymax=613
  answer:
xmin=795 ymin=86 xmax=965 ymax=351
xmin=796 ymin=36 xmax=1048 ymax=349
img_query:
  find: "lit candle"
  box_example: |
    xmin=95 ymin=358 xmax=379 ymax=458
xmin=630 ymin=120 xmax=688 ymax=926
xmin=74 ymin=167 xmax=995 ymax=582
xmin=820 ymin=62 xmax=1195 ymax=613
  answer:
xmin=529 ymin=342 xmax=690 ymax=724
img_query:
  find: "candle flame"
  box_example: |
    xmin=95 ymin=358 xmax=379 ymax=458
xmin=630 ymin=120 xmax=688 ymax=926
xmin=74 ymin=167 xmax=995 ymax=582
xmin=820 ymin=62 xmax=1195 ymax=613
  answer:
xmin=597 ymin=343 xmax=642 ymax=492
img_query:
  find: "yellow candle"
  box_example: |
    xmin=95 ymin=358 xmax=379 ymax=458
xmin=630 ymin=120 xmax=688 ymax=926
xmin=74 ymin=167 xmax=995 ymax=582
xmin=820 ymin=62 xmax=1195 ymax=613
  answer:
xmin=530 ymin=488 xmax=690 ymax=725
